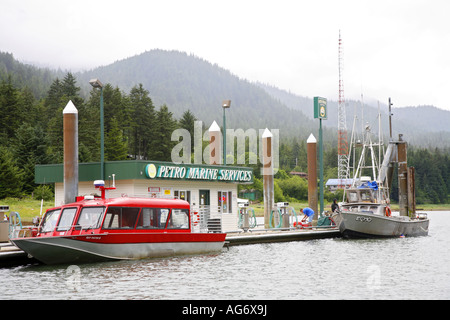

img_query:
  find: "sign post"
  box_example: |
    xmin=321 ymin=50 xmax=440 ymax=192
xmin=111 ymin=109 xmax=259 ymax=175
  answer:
xmin=314 ymin=97 xmax=327 ymax=216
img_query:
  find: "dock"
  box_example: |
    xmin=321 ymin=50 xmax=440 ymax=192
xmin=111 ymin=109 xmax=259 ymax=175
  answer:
xmin=225 ymin=227 xmax=341 ymax=246
xmin=0 ymin=243 xmax=37 ymax=268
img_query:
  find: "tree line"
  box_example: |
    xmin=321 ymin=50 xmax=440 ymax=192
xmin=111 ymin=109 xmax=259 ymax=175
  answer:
xmin=0 ymin=73 xmax=195 ymax=198
xmin=1 ymin=72 xmax=449 ymax=204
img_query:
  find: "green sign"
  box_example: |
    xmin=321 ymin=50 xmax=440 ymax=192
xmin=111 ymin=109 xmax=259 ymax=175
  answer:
xmin=314 ymin=97 xmax=327 ymax=120
xmin=145 ymin=163 xmax=253 ymax=183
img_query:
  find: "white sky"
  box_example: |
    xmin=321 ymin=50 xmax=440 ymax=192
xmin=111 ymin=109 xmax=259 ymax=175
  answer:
xmin=1 ymin=0 xmax=449 ymax=110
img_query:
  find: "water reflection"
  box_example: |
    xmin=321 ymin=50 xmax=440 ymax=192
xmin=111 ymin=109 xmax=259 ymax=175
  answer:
xmin=1 ymin=211 xmax=449 ymax=299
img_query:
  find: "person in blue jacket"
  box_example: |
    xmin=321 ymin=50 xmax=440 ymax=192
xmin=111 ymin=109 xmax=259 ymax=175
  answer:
xmin=301 ymin=207 xmax=314 ymax=225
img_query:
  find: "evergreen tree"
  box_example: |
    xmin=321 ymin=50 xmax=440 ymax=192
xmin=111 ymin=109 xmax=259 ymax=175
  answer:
xmin=105 ymin=117 xmax=128 ymax=161
xmin=129 ymin=84 xmax=155 ymax=159
xmin=13 ymin=123 xmax=51 ymax=193
xmin=0 ymin=146 xmax=24 ymax=198
xmin=179 ymin=109 xmax=197 ymax=153
xmin=0 ymin=76 xmax=23 ymax=140
xmin=153 ymin=105 xmax=178 ymax=161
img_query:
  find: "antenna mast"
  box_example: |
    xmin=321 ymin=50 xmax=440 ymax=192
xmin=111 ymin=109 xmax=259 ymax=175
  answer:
xmin=338 ymin=30 xmax=349 ymax=187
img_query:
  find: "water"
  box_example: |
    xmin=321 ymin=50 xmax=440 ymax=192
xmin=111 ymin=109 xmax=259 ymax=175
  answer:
xmin=1 ymin=211 xmax=449 ymax=300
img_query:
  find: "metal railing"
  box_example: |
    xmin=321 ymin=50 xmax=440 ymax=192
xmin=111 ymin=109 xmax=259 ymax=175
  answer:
xmin=191 ymin=205 xmax=223 ymax=233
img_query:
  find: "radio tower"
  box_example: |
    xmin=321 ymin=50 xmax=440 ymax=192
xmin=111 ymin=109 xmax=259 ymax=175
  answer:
xmin=338 ymin=30 xmax=349 ymax=187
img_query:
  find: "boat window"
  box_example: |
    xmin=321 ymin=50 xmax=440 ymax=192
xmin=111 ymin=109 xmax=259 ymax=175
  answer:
xmin=77 ymin=207 xmax=105 ymax=229
xmin=346 ymin=191 xmax=358 ymax=203
xmin=360 ymin=190 xmax=373 ymax=202
xmin=41 ymin=209 xmax=61 ymax=233
xmin=136 ymin=208 xmax=169 ymax=229
xmin=102 ymin=207 xmax=140 ymax=229
xmin=57 ymin=207 xmax=77 ymax=231
xmin=167 ymin=209 xmax=189 ymax=229
xmin=368 ymin=206 xmax=379 ymax=214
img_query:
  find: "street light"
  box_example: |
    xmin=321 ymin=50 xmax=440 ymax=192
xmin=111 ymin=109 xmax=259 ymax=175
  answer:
xmin=222 ymin=100 xmax=231 ymax=165
xmin=89 ymin=78 xmax=104 ymax=180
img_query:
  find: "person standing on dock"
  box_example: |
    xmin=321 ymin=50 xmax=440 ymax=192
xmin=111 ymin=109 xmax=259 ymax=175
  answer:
xmin=301 ymin=207 xmax=314 ymax=226
xmin=331 ymin=199 xmax=339 ymax=213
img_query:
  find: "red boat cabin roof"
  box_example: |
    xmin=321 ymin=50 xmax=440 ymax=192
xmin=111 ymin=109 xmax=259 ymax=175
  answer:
xmin=55 ymin=197 xmax=191 ymax=211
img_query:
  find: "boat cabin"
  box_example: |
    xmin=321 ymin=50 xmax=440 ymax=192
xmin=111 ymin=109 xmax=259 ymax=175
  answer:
xmin=341 ymin=188 xmax=387 ymax=216
xmin=37 ymin=197 xmax=193 ymax=238
xmin=344 ymin=188 xmax=376 ymax=204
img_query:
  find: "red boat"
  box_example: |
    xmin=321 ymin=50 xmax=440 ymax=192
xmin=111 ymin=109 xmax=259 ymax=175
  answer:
xmin=11 ymin=182 xmax=226 ymax=265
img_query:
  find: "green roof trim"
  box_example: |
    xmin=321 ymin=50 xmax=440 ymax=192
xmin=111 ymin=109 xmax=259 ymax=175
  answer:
xmin=35 ymin=160 xmax=254 ymax=184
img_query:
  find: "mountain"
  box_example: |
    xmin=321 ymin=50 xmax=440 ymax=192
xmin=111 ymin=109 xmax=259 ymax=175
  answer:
xmin=258 ymin=82 xmax=450 ymax=147
xmin=75 ymin=50 xmax=330 ymax=142
xmin=2 ymin=49 xmax=450 ymax=147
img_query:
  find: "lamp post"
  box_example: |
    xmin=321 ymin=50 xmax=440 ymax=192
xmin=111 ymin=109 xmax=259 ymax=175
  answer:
xmin=222 ymin=100 xmax=231 ymax=165
xmin=89 ymin=78 xmax=104 ymax=180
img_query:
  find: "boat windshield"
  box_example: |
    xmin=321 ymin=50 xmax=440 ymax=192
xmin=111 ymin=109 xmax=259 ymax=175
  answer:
xmin=360 ymin=190 xmax=374 ymax=202
xmin=76 ymin=207 xmax=105 ymax=229
xmin=57 ymin=207 xmax=78 ymax=231
xmin=345 ymin=191 xmax=359 ymax=203
xmin=41 ymin=209 xmax=61 ymax=233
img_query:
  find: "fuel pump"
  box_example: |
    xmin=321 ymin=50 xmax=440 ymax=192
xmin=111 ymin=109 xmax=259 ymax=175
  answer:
xmin=269 ymin=202 xmax=298 ymax=229
xmin=239 ymin=202 xmax=249 ymax=231
xmin=238 ymin=202 xmax=257 ymax=232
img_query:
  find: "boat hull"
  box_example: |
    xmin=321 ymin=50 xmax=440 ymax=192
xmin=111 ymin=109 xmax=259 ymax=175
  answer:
xmin=11 ymin=233 xmax=226 ymax=265
xmin=338 ymin=211 xmax=429 ymax=239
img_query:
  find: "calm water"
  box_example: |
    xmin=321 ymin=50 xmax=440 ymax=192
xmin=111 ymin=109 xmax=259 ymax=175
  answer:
xmin=1 ymin=211 xmax=449 ymax=300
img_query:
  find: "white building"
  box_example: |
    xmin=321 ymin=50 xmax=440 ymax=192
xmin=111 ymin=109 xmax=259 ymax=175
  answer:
xmin=35 ymin=160 xmax=253 ymax=233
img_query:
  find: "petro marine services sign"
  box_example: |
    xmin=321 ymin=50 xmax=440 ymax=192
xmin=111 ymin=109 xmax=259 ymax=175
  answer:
xmin=145 ymin=163 xmax=253 ymax=183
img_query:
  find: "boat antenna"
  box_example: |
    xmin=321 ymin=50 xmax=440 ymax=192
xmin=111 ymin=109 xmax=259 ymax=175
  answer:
xmin=388 ymin=97 xmax=393 ymax=140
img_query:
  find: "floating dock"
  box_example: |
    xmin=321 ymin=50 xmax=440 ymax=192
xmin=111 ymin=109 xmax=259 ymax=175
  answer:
xmin=0 ymin=243 xmax=37 ymax=268
xmin=225 ymin=227 xmax=341 ymax=246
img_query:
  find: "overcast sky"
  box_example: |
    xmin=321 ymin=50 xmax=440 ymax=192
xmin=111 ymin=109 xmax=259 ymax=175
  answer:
xmin=1 ymin=0 xmax=449 ymax=110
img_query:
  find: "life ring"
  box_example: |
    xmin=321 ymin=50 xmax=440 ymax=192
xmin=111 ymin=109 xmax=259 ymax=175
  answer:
xmin=385 ymin=207 xmax=392 ymax=217
xmin=192 ymin=212 xmax=199 ymax=225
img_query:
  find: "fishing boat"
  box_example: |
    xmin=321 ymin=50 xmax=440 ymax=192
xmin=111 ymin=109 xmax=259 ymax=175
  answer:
xmin=334 ymin=101 xmax=429 ymax=238
xmin=11 ymin=181 xmax=226 ymax=265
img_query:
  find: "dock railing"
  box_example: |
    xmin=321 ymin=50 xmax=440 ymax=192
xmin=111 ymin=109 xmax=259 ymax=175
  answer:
xmin=191 ymin=205 xmax=223 ymax=233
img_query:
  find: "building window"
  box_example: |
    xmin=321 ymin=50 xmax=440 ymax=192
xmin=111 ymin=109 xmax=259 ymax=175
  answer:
xmin=218 ymin=191 xmax=232 ymax=214
xmin=174 ymin=190 xmax=191 ymax=203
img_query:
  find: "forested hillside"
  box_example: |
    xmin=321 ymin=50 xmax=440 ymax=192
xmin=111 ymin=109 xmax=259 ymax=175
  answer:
xmin=75 ymin=50 xmax=317 ymax=140
xmin=0 ymin=50 xmax=448 ymax=204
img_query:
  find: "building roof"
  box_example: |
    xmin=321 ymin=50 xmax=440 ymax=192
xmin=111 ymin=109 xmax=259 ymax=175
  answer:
xmin=325 ymin=179 xmax=354 ymax=186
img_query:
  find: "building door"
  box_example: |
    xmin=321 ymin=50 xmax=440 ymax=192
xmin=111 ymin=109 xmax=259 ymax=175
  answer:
xmin=199 ymin=190 xmax=210 ymax=206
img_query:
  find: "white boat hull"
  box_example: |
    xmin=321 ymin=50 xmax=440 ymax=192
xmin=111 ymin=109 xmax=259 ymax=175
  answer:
xmin=338 ymin=211 xmax=429 ymax=238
